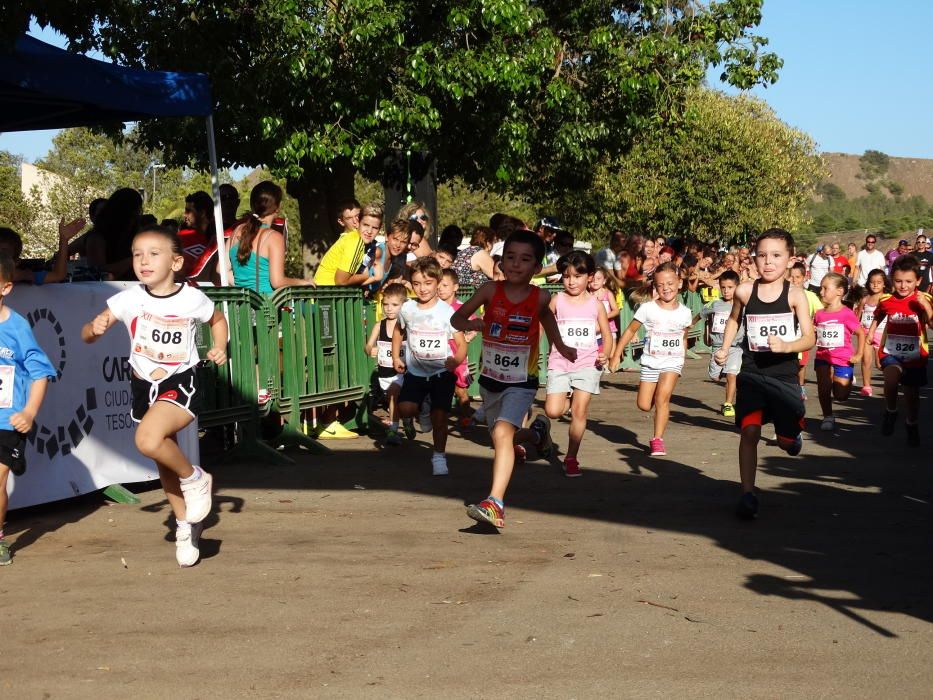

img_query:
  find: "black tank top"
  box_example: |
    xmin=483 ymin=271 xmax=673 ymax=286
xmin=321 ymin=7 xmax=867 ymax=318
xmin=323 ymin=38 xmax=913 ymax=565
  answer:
xmin=376 ymin=319 xmax=397 ymax=378
xmin=741 ymin=280 xmax=799 ymax=380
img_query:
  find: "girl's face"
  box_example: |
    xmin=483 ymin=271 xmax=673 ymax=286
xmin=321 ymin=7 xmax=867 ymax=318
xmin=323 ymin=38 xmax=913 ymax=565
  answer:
xmin=589 ymin=270 xmax=605 ymax=290
xmin=561 ymin=267 xmax=590 ymax=296
xmin=643 ymin=240 xmax=656 ymax=256
xmin=789 ymin=268 xmax=806 ymax=287
xmin=868 ymin=274 xmax=885 ymax=294
xmin=653 ymin=270 xmax=679 ymax=302
xmin=820 ymin=278 xmax=843 ymax=305
xmin=132 ymin=232 xmax=182 ymax=287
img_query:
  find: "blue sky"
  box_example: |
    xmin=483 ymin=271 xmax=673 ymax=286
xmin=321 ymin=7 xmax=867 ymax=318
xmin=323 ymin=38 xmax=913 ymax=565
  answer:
xmin=3 ymin=2 xmax=932 ymax=163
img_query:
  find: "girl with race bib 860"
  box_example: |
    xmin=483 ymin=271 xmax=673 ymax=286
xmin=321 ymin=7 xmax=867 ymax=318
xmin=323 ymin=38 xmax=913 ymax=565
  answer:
xmin=82 ymin=225 xmax=229 ymax=568
xmin=609 ymin=262 xmax=692 ymax=457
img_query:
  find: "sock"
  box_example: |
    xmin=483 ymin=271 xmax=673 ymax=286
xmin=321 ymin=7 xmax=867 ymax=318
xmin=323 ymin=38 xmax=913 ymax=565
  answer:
xmin=176 ymin=519 xmax=190 ymax=530
xmin=390 ymin=421 xmax=398 ymax=430
xmin=180 ymin=466 xmax=202 ymax=484
xmin=487 ymin=496 xmax=504 ymax=509
xmin=432 ymin=451 xmax=446 ymax=458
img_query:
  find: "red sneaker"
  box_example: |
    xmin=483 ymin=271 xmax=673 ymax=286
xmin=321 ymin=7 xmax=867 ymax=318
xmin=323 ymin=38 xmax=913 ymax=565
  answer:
xmin=649 ymin=437 xmax=666 ymax=456
xmin=563 ymin=456 xmax=582 ymax=477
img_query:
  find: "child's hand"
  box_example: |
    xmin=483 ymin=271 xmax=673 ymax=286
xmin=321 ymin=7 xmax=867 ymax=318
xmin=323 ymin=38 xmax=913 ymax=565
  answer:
xmin=766 ymin=334 xmax=787 ymax=354
xmin=557 ymin=341 xmax=577 ymax=363
xmin=10 ymin=410 xmax=35 ymax=434
xmin=369 ymin=346 xmax=378 ymax=358
xmin=444 ymin=356 xmax=459 ymax=371
xmin=207 ymin=346 xmax=227 ymax=365
xmin=465 ymin=330 xmax=477 ymax=343
xmin=713 ymin=348 xmax=727 ymax=365
xmin=597 ymin=351 xmax=608 ymax=367
xmin=849 ymin=354 xmax=862 ymax=366
xmin=90 ymin=312 xmax=110 ymax=337
xmin=58 ymin=216 xmax=85 ymax=243
xmin=394 ymin=358 xmax=407 ymax=374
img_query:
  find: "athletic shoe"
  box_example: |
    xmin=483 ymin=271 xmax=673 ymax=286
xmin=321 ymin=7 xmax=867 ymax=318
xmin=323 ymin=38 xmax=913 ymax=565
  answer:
xmin=175 ymin=522 xmax=203 ymax=568
xmin=514 ymin=443 xmax=527 ymax=464
xmin=0 ymin=539 xmax=11 ymax=566
xmin=881 ymin=410 xmax=897 ymax=436
xmin=721 ymin=403 xmax=735 ymax=418
xmin=431 ymin=453 xmax=449 ymax=476
xmin=785 ymin=434 xmax=803 ymax=456
xmin=180 ymin=469 xmax=213 ymax=524
xmin=800 ymin=386 xmax=807 ymax=401
xmin=820 ymin=415 xmax=836 ymax=432
xmin=458 ymin=415 xmax=475 ymax=431
xmin=563 ymin=456 xmax=582 ymax=478
xmin=649 ymin=437 xmax=666 ymax=456
xmin=530 ymin=415 xmax=553 ymax=458
xmin=859 ymin=385 xmax=873 ymax=397
xmin=384 ymin=429 xmax=402 ymax=447
xmin=472 ymin=406 xmax=486 ymax=424
xmin=735 ymin=492 xmax=759 ymax=520
xmin=317 ymin=421 xmax=359 ymax=439
xmin=906 ymin=422 xmax=920 ymax=448
xmin=418 ymin=414 xmax=432 ymax=434
xmin=467 ymin=499 xmax=505 ymax=528
xmin=401 ymin=418 xmax=416 ymax=440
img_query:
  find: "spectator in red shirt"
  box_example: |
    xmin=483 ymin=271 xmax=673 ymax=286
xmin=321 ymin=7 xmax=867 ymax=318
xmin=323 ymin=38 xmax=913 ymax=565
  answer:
xmin=830 ymin=242 xmax=848 ymax=274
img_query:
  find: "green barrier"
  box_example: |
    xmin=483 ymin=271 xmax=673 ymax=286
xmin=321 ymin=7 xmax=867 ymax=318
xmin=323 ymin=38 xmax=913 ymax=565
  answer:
xmin=199 ymin=287 xmax=291 ymax=465
xmin=616 ymin=289 xmax=646 ymax=371
xmin=681 ymin=289 xmax=711 ymax=357
xmin=269 ymin=287 xmax=371 ymax=452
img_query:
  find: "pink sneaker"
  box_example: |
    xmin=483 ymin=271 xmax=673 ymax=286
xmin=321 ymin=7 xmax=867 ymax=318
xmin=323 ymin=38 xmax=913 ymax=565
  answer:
xmin=649 ymin=437 xmax=666 ymax=456
xmin=563 ymin=456 xmax=582 ymax=478
xmin=514 ymin=444 xmax=527 ymax=464
xmin=859 ymin=385 xmax=873 ymax=397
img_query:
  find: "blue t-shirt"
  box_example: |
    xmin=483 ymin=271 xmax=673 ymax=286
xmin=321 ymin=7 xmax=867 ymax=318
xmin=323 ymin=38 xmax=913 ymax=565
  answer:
xmin=0 ymin=309 xmax=56 ymax=430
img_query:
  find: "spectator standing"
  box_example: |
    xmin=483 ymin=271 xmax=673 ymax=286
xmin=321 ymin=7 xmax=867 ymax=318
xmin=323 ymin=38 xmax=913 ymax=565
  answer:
xmin=854 ymin=234 xmax=886 ymax=286
xmin=913 ymin=234 xmax=933 ymax=291
xmin=830 ymin=242 xmax=848 ymax=274
xmin=84 ymin=187 xmax=144 ymax=280
xmin=594 ymin=230 xmax=627 ymax=287
xmin=399 ymin=202 xmax=433 ymax=258
xmin=886 ymin=239 xmax=910 ymax=273
xmin=806 ymin=243 xmax=832 ymax=294
xmin=452 ymin=227 xmax=497 ymax=287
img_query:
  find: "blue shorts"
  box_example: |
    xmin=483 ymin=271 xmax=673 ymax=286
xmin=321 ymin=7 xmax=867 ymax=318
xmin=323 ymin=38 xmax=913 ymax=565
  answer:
xmin=880 ymin=356 xmax=928 ymax=387
xmin=813 ymin=359 xmax=854 ymax=380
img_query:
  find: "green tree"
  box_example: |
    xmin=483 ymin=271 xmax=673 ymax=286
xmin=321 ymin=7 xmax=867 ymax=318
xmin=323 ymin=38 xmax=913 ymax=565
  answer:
xmin=859 ymin=149 xmax=890 ymax=180
xmin=0 ymin=151 xmax=47 ymax=254
xmin=26 ymin=0 xmax=782 ymax=273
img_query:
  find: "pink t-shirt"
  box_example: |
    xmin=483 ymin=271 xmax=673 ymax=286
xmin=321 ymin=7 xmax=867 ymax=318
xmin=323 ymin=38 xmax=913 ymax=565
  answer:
xmin=814 ymin=306 xmax=861 ymax=365
xmin=593 ymin=289 xmax=618 ymax=333
xmin=549 ymin=292 xmax=601 ymax=372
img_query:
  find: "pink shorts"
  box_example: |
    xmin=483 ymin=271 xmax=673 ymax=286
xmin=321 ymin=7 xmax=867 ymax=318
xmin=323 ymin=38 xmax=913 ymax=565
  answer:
xmin=454 ymin=363 xmax=472 ymax=389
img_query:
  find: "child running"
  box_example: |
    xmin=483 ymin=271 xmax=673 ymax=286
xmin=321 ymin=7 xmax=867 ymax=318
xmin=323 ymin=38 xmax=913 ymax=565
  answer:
xmin=451 ymin=230 xmax=577 ymax=528
xmin=856 ymin=269 xmax=889 ymax=397
xmin=789 ymin=261 xmax=822 ymax=400
xmin=82 ymin=225 xmax=228 ymax=566
xmin=589 ymin=266 xmax=619 ymax=350
xmin=544 ymin=251 xmax=613 ymax=477
xmin=609 ymin=262 xmax=692 ymax=456
xmin=392 ymin=257 xmax=467 ymax=475
xmin=865 ymin=255 xmax=933 ymax=446
xmin=716 ymin=228 xmax=815 ymax=520
xmin=0 ymin=253 xmax=56 ymax=566
xmin=437 ymin=269 xmax=476 ymax=429
xmin=813 ymin=273 xmax=864 ymax=431
xmin=365 ymin=283 xmax=409 ymax=445
xmin=701 ymin=269 xmax=743 ymax=417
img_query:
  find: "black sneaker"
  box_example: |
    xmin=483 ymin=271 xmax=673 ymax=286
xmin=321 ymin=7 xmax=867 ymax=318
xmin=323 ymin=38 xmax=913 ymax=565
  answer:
xmin=735 ymin=492 xmax=759 ymax=520
xmin=906 ymin=422 xmax=920 ymax=448
xmin=881 ymin=410 xmax=897 ymax=436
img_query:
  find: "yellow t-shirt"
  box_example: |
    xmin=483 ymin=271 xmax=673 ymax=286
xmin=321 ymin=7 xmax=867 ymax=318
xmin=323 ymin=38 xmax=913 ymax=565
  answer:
xmin=315 ymin=230 xmax=364 ymax=286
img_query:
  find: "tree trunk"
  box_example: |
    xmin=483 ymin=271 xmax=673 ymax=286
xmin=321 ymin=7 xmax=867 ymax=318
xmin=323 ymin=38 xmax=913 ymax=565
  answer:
xmin=286 ymin=157 xmax=356 ymax=276
xmin=382 ymin=150 xmax=438 ymax=245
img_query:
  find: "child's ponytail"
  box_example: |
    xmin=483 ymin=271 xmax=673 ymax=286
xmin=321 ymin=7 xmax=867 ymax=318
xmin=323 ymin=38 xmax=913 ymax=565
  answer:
xmin=237 ymin=181 xmax=282 ymax=265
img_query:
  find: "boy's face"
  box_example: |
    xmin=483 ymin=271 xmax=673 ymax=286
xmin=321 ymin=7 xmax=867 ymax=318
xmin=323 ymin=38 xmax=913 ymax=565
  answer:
xmin=892 ymin=269 xmax=919 ymax=297
xmin=338 ymin=207 xmax=360 ymax=232
xmin=435 ymin=250 xmax=454 ymax=269
xmin=437 ymin=275 xmax=457 ymax=301
xmin=754 ymin=238 xmax=790 ymax=283
xmin=411 ymin=271 xmax=439 ymax=303
xmin=719 ymin=279 xmax=737 ymax=301
xmin=132 ymin=232 xmax=183 ymax=283
xmin=501 ymin=242 xmax=542 ymax=283
xmin=358 ymin=215 xmax=381 ymax=243
xmin=789 ymin=268 xmax=806 ymax=287
xmin=381 ymin=296 xmax=403 ymax=319
xmin=386 ymin=231 xmax=409 ymax=257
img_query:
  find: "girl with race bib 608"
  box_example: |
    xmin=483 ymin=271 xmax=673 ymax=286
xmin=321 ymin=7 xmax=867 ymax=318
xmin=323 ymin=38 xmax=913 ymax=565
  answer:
xmin=813 ymin=273 xmax=864 ymax=432
xmin=609 ymin=262 xmax=693 ymax=457
xmin=82 ymin=225 xmax=228 ymax=568
xmin=865 ymin=255 xmax=933 ymax=446
xmin=855 ymin=269 xmax=889 ymax=397
xmin=544 ymin=251 xmax=614 ymax=477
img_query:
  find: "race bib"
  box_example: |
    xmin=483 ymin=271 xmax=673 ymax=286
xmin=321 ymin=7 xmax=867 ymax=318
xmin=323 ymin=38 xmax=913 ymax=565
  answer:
xmin=0 ymin=365 xmax=14 ymax=409
xmin=860 ymin=306 xmax=876 ymax=330
xmin=648 ymin=331 xmax=684 ymax=358
xmin=711 ymin=312 xmax=729 ymax=334
xmin=746 ymin=312 xmax=797 ymax=352
xmin=884 ymin=334 xmax=921 ymax=362
xmin=409 ymin=328 xmax=447 ymax=362
xmin=376 ymin=340 xmax=394 ymax=368
xmin=133 ymin=313 xmax=191 ymax=364
xmin=558 ymin=318 xmax=597 ymax=350
xmin=481 ymin=342 xmax=530 ymax=383
xmin=816 ymin=323 xmax=844 ymax=349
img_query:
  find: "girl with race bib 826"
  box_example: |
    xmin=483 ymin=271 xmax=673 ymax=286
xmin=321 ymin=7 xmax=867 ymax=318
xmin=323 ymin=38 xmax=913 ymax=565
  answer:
xmin=82 ymin=225 xmax=228 ymax=568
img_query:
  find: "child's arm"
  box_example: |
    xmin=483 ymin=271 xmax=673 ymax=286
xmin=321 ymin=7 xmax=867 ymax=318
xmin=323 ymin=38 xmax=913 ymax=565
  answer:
xmin=605 ymin=293 xmax=619 ymax=320
xmin=596 ymin=303 xmax=613 ymax=365
xmin=10 ymin=377 xmax=48 ymax=434
xmin=769 ymin=286 xmax=815 ymax=354
xmin=372 ymin=246 xmax=385 ymax=284
xmin=916 ymin=293 xmax=933 ymax=329
xmin=608 ymin=319 xmax=643 ymax=371
xmin=82 ymin=308 xmax=118 ymax=343
xmin=445 ymin=331 xmax=468 ymax=370
xmin=451 ymin=282 xmax=493 ymax=333
xmin=44 ymin=216 xmax=86 ymax=284
xmin=538 ymin=292 xmax=577 ymax=363
xmin=392 ymin=322 xmax=407 ymax=374
xmin=365 ymin=323 xmax=380 ymax=358
xmin=849 ymin=326 xmax=865 ymax=365
xmin=714 ymin=289 xmax=748 ymax=364
xmin=206 ymin=309 xmax=228 ymax=365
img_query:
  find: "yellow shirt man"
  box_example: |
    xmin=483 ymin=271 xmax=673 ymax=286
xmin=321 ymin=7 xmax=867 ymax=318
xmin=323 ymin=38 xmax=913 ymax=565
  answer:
xmin=315 ymin=230 xmax=365 ymax=286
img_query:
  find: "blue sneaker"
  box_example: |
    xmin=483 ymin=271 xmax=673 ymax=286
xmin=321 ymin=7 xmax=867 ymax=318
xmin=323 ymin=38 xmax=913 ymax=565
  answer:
xmin=786 ymin=434 xmax=803 ymax=456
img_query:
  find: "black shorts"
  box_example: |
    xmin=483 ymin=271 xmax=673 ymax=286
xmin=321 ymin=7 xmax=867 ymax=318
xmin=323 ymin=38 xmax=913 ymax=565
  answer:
xmin=0 ymin=429 xmax=26 ymax=476
xmin=131 ymin=367 xmax=202 ymax=422
xmin=398 ymin=371 xmax=456 ymax=413
xmin=735 ymin=371 xmax=805 ymax=439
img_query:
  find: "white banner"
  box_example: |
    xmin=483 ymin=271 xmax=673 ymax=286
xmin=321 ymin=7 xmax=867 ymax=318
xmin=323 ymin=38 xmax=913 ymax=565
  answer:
xmin=7 ymin=282 xmax=198 ymax=510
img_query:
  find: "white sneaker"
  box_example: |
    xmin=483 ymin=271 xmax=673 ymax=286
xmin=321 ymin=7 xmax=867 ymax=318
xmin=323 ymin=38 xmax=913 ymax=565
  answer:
xmin=419 ymin=414 xmax=433 ymax=434
xmin=175 ymin=522 xmax=203 ymax=568
xmin=820 ymin=415 xmax=836 ymax=432
xmin=180 ymin=468 xmax=213 ymax=523
xmin=431 ymin=453 xmax=449 ymax=476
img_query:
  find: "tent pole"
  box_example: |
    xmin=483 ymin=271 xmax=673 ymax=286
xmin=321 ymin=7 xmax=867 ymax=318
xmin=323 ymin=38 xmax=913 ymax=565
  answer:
xmin=206 ymin=114 xmax=229 ymax=287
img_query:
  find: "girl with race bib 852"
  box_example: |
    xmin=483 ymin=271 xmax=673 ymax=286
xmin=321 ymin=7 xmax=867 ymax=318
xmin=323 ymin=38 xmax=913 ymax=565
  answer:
xmin=609 ymin=262 xmax=692 ymax=457
xmin=82 ymin=225 xmax=229 ymax=568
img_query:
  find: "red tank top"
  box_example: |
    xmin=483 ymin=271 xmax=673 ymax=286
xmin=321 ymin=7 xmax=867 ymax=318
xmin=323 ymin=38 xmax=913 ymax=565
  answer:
xmin=876 ymin=292 xmax=929 ymax=366
xmin=479 ymin=283 xmax=541 ymax=390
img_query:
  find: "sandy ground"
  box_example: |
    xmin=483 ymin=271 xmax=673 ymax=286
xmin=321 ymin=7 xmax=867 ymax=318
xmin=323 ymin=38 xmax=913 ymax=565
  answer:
xmin=3 ymin=358 xmax=932 ymax=699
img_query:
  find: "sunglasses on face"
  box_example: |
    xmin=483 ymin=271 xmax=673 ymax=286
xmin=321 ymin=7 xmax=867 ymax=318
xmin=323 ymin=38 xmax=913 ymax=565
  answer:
xmin=410 ymin=214 xmax=429 ymax=222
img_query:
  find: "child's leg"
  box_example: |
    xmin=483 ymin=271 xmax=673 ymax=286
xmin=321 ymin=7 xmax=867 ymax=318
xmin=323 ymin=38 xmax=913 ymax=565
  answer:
xmin=635 ymin=380 xmax=659 ymax=413
xmin=739 ymin=424 xmax=761 ymax=493
xmin=490 ymin=420 xmax=518 ymax=501
xmin=831 ymin=371 xmax=852 ymax=402
xmin=903 ymin=385 xmax=920 ymax=423
xmin=430 ymin=408 xmax=449 ymax=453
xmin=387 ymin=384 xmax=401 ymax=424
xmin=882 ymin=365 xmax=901 ymax=412
xmin=815 ymin=364 xmax=833 ymax=416
xmin=157 ymin=458 xmax=186 ymax=522
xmin=861 ymin=349 xmax=873 ymax=387
xmin=544 ymin=392 xmax=570 ymax=421
xmin=135 ymin=403 xmax=196 ymax=479
xmin=650 ymin=373 xmax=678 ymax=439
xmin=797 ymin=364 xmax=806 ymax=389
xmin=725 ymin=373 xmax=737 ymax=405
xmin=397 ymin=401 xmax=419 ymax=419
xmin=0 ymin=466 xmax=8 ymax=535
xmin=566 ymin=390 xmax=593 ymax=458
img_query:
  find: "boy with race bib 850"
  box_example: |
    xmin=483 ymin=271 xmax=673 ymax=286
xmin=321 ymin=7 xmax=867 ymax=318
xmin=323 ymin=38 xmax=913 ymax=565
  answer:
xmin=716 ymin=228 xmax=815 ymax=520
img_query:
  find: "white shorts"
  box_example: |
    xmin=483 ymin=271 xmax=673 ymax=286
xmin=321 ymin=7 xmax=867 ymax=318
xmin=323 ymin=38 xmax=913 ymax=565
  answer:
xmin=546 ymin=366 xmax=602 ymax=396
xmin=640 ymin=364 xmax=683 ymax=383
xmin=479 ymin=386 xmax=537 ymax=429
xmin=377 ymin=373 xmax=404 ymax=392
xmin=709 ymin=347 xmax=742 ymax=379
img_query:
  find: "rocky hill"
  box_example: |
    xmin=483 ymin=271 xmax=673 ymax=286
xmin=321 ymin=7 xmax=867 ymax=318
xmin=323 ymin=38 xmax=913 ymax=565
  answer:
xmin=821 ymin=152 xmax=933 ymax=202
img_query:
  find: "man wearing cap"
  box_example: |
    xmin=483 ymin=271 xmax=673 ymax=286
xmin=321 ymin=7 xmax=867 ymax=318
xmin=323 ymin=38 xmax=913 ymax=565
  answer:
xmin=806 ymin=242 xmax=832 ymax=294
xmin=533 ymin=216 xmax=564 ymax=282
xmin=855 ymin=233 xmax=886 ymax=285
xmin=913 ymin=234 xmax=933 ymax=291
xmin=886 ymin=238 xmax=911 ymax=273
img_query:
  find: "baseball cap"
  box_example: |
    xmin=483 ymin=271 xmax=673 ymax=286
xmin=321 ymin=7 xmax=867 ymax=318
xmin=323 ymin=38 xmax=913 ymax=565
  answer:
xmin=535 ymin=217 xmax=564 ymax=232
xmin=899 ymin=239 xmax=909 ymax=246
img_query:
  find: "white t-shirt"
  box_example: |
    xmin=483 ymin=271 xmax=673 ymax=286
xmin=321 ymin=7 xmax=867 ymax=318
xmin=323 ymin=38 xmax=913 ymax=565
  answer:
xmin=594 ymin=247 xmax=620 ymax=274
xmin=633 ymin=300 xmax=694 ymax=370
xmin=856 ymin=249 xmax=886 ymax=285
xmin=107 ymin=283 xmax=215 ymax=380
xmin=807 ymin=253 xmax=831 ymax=287
xmin=397 ymin=298 xmax=456 ymax=377
xmin=490 ymin=240 xmax=504 ymax=258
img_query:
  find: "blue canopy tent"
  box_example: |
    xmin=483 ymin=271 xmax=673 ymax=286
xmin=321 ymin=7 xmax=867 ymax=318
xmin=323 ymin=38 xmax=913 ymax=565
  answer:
xmin=0 ymin=34 xmax=229 ymax=284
